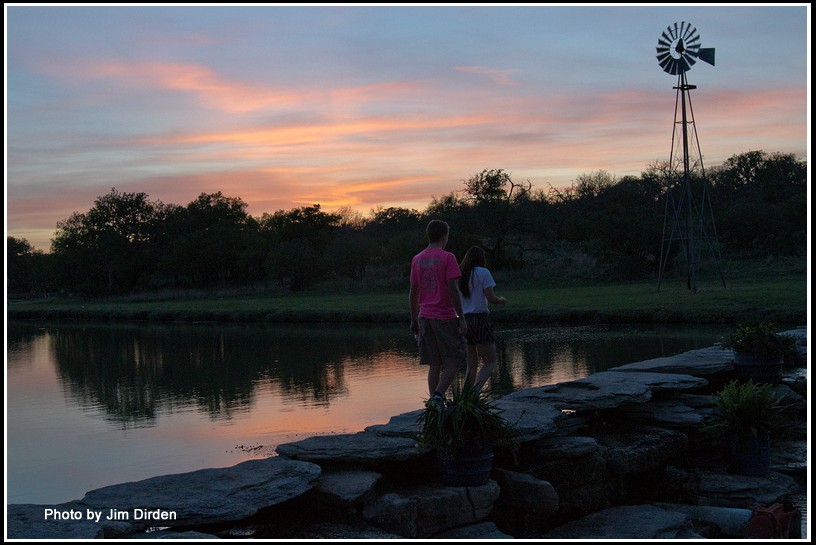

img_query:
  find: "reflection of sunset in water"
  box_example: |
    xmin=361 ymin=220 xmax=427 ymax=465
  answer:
xmin=231 ymin=350 xmax=429 ymax=458
xmin=7 ymin=321 xmax=731 ymax=504
xmin=501 ymin=343 xmax=592 ymax=390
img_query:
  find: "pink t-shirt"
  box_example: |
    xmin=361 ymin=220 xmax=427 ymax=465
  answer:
xmin=410 ymin=247 xmax=461 ymax=320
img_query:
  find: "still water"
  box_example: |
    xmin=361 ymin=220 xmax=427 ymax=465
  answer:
xmin=6 ymin=320 xmax=731 ymax=505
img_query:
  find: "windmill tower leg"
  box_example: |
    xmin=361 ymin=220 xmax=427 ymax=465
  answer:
xmin=657 ymin=72 xmax=726 ymax=293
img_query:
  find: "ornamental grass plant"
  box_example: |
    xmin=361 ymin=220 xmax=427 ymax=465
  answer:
xmin=416 ymin=379 xmax=518 ymax=460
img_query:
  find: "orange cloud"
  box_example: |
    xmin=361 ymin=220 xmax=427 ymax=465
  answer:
xmin=127 ymin=167 xmax=443 ymax=216
xmin=142 ymin=111 xmax=500 ymax=148
xmin=97 ymin=61 xmax=307 ymax=112
xmin=328 ymin=80 xmax=425 ymax=104
xmin=34 ymin=55 xmax=429 ymax=115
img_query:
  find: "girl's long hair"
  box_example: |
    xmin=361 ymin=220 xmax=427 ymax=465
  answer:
xmin=458 ymin=246 xmax=486 ymax=298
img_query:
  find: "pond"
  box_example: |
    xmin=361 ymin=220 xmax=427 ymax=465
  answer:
xmin=6 ymin=320 xmax=733 ymax=505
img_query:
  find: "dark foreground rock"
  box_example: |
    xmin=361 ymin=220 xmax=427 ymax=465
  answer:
xmin=7 ymin=328 xmax=807 ymax=540
xmin=543 ymin=504 xmax=704 ymax=539
xmin=8 ymin=458 xmax=321 ymax=539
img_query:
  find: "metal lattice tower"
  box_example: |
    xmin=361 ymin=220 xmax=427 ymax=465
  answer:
xmin=655 ymin=22 xmax=726 ymax=293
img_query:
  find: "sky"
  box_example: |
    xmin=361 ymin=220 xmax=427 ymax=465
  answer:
xmin=4 ymin=4 xmax=810 ymax=252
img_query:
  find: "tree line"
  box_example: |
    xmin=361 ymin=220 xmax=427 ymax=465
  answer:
xmin=7 ymin=150 xmax=806 ymax=296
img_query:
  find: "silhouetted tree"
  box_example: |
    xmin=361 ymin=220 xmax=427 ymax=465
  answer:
xmin=710 ymin=150 xmax=806 ymax=257
xmin=171 ymin=192 xmax=260 ymax=287
xmin=591 ymin=176 xmax=664 ymax=278
xmin=459 ymin=169 xmax=532 ymax=266
xmin=260 ymin=204 xmax=341 ymax=290
xmin=363 ymin=206 xmax=425 ymax=276
xmin=34 ymin=150 xmax=806 ymax=295
xmin=51 ymin=188 xmax=161 ymax=294
xmin=7 ymin=236 xmax=51 ymax=294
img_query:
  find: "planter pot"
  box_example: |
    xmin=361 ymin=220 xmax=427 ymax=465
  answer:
xmin=732 ymin=350 xmax=783 ymax=384
xmin=438 ymin=445 xmax=494 ymax=487
xmin=728 ymin=430 xmax=771 ymax=476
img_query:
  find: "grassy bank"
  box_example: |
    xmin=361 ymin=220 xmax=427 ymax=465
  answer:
xmin=7 ymin=262 xmax=807 ymax=326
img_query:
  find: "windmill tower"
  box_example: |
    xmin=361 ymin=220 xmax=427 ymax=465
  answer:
xmin=656 ymin=22 xmax=726 ymax=293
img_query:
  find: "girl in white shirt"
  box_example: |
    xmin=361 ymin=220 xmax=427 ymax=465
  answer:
xmin=458 ymin=246 xmax=507 ymax=392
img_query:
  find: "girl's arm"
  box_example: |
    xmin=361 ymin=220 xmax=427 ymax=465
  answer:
xmin=483 ymin=287 xmax=506 ymax=305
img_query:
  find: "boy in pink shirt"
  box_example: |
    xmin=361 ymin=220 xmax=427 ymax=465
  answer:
xmin=409 ymin=220 xmax=467 ymax=407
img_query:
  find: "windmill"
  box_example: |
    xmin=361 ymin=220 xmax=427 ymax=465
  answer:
xmin=655 ymin=21 xmax=726 ymax=293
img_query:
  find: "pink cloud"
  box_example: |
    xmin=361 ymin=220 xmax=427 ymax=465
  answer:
xmin=96 ymin=61 xmax=307 ymax=112
xmin=33 ymin=54 xmax=430 ymax=115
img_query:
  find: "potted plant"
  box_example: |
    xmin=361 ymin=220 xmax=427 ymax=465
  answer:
xmin=705 ymin=379 xmax=788 ymax=476
xmin=721 ymin=321 xmax=797 ymax=383
xmin=416 ymin=380 xmax=518 ymax=486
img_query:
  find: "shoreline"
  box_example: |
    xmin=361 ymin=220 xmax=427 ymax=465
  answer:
xmin=6 ymin=305 xmax=808 ymax=327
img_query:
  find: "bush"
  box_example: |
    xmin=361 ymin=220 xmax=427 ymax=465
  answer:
xmin=722 ymin=321 xmax=797 ymax=358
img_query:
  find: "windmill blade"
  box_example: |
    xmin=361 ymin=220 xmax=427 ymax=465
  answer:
xmin=657 ymin=48 xmax=672 ymax=66
xmin=680 ymin=21 xmax=692 ymax=40
xmin=698 ymin=48 xmax=715 ymax=66
xmin=683 ymin=28 xmax=701 ymax=52
xmin=666 ymin=58 xmax=682 ymax=75
xmin=656 ymin=47 xmax=672 ymax=64
xmin=658 ymin=56 xmax=675 ymax=74
xmin=681 ymin=22 xmax=698 ymax=42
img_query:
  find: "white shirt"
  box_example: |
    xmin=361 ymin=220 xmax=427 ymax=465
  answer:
xmin=461 ymin=267 xmax=496 ymax=314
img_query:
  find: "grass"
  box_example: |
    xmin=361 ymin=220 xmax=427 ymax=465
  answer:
xmin=7 ymin=259 xmax=807 ymax=326
xmin=499 ymin=273 xmax=805 ymax=324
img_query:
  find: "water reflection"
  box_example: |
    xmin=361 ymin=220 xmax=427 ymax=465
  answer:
xmin=15 ymin=322 xmax=414 ymax=427
xmin=10 ymin=321 xmax=731 ymax=425
xmin=492 ymin=324 xmax=730 ymax=396
xmin=8 ymin=320 xmax=735 ymax=505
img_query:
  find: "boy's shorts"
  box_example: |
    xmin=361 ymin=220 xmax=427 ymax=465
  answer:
xmin=418 ymin=317 xmax=466 ymax=368
xmin=464 ymin=312 xmax=495 ymax=345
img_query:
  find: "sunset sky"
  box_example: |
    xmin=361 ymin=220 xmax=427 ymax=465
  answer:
xmin=5 ymin=4 xmax=810 ymax=252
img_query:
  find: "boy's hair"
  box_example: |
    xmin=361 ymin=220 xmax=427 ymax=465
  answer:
xmin=427 ymin=220 xmax=449 ymax=243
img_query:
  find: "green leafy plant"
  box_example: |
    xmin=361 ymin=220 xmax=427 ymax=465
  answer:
xmin=706 ymin=379 xmax=788 ymax=439
xmin=722 ymin=321 xmax=797 ymax=359
xmin=417 ymin=380 xmax=518 ymax=460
